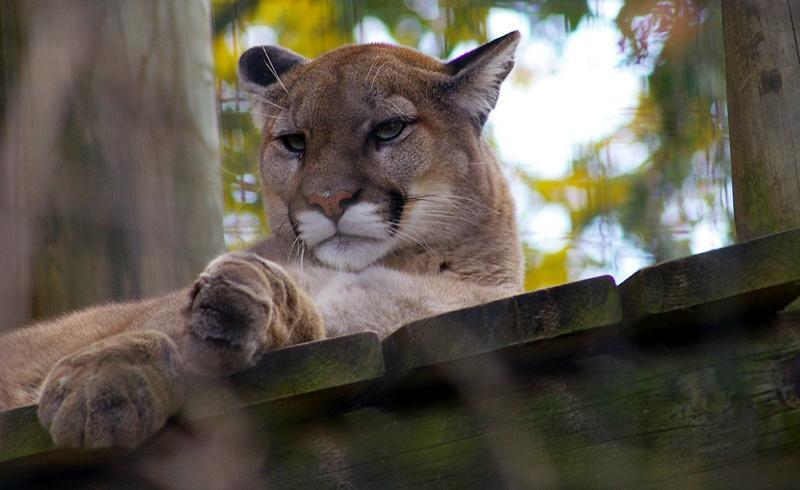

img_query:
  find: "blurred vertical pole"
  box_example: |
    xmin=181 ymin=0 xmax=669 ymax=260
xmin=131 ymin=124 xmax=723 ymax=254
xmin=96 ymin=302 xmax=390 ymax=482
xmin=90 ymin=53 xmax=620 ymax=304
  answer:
xmin=722 ymin=0 xmax=800 ymax=241
xmin=0 ymin=0 xmax=224 ymax=331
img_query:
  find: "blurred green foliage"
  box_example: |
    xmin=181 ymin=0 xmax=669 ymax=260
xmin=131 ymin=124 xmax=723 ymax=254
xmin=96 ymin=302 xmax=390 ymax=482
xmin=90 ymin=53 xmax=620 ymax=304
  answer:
xmin=212 ymin=0 xmax=730 ymax=290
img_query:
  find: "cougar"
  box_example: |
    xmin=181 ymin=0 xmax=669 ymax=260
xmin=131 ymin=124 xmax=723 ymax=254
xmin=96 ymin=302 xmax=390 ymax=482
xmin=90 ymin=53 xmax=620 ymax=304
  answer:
xmin=0 ymin=31 xmax=524 ymax=449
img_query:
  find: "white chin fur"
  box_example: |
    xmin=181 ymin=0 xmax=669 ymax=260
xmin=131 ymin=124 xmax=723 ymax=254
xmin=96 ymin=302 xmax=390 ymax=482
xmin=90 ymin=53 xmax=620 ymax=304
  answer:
xmin=313 ymin=235 xmax=394 ymax=271
xmin=296 ymin=210 xmax=337 ymax=248
xmin=296 ymin=203 xmax=393 ymax=271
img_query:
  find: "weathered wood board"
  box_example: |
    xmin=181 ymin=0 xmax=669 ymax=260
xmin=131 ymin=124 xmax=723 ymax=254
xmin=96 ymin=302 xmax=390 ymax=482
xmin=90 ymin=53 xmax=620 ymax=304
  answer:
xmin=5 ymin=312 xmax=800 ymax=489
xmin=0 ymin=406 xmax=50 ymax=468
xmin=381 ymin=275 xmax=621 ymax=387
xmin=722 ymin=1 xmax=800 ymax=240
xmin=242 ymin=312 xmax=800 ymax=489
xmin=620 ymin=227 xmax=800 ymax=330
xmin=0 ymin=332 xmax=383 ymax=463
xmin=184 ymin=331 xmax=384 ymax=419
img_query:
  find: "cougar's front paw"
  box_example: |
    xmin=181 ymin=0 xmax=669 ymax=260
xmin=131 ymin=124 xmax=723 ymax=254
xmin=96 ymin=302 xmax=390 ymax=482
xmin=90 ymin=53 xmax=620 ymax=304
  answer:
xmin=185 ymin=252 xmax=324 ymax=376
xmin=38 ymin=331 xmax=183 ymax=449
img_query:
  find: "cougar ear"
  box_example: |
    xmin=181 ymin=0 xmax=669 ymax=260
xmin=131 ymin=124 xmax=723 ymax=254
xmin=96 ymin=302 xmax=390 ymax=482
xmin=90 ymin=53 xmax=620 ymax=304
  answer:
xmin=445 ymin=31 xmax=520 ymax=128
xmin=238 ymin=46 xmax=306 ymax=128
xmin=238 ymin=45 xmax=306 ymax=93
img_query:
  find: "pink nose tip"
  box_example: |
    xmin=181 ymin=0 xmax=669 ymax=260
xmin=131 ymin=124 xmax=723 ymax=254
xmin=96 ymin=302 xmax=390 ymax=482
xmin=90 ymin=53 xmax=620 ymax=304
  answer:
xmin=307 ymin=190 xmax=355 ymax=219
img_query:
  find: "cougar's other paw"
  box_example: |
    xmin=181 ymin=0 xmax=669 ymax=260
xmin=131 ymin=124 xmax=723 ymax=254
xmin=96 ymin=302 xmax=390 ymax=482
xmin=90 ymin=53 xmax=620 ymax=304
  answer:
xmin=38 ymin=331 xmax=183 ymax=449
xmin=184 ymin=252 xmax=324 ymax=376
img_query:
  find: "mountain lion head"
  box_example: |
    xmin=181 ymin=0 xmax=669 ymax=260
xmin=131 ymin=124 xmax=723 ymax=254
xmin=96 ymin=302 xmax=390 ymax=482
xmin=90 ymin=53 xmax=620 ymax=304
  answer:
xmin=238 ymin=32 xmax=521 ymax=275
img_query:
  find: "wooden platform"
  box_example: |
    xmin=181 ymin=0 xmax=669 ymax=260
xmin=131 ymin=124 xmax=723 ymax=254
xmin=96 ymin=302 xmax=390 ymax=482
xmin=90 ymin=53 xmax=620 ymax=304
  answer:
xmin=1 ymin=228 xmax=800 ymax=488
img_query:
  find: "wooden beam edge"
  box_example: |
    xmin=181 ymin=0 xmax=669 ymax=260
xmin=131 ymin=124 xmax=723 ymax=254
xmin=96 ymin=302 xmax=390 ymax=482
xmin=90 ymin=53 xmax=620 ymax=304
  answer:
xmin=0 ymin=332 xmax=386 ymax=463
xmin=183 ymin=331 xmax=385 ymax=418
xmin=380 ymin=275 xmax=622 ymax=382
xmin=620 ymin=227 xmax=800 ymax=324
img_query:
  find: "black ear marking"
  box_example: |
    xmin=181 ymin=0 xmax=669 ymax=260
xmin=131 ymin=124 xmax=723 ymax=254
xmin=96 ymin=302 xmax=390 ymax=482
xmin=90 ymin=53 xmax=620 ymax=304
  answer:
xmin=446 ymin=31 xmax=520 ymax=76
xmin=238 ymin=45 xmax=306 ymax=89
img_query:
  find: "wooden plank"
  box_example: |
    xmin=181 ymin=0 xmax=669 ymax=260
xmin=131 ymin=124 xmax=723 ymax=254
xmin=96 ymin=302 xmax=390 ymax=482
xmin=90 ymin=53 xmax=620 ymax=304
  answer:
xmin=245 ymin=312 xmax=800 ymax=488
xmin=0 ymin=448 xmax=124 ymax=490
xmin=722 ymin=1 xmax=800 ymax=240
xmin=4 ymin=303 xmax=800 ymax=487
xmin=0 ymin=405 xmax=49 ymax=464
xmin=184 ymin=332 xmax=384 ymax=418
xmin=381 ymin=275 xmax=621 ymax=386
xmin=620 ymin=227 xmax=800 ymax=329
xmin=14 ymin=311 xmax=800 ymax=488
xmin=0 ymin=332 xmax=384 ymax=463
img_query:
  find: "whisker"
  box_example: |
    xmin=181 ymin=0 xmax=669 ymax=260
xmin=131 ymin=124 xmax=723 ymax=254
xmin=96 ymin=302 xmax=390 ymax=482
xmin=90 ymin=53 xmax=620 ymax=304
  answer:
xmin=401 ymin=218 xmax=461 ymax=230
xmin=407 ymin=193 xmax=493 ymax=207
xmin=407 ymin=212 xmax=481 ymax=227
xmin=369 ymin=60 xmax=390 ymax=94
xmin=407 ymin=194 xmax=501 ymax=214
xmin=262 ymin=46 xmax=290 ymax=95
xmin=274 ymin=214 xmax=293 ymax=237
xmin=251 ymin=93 xmax=287 ymax=111
xmin=288 ymin=234 xmax=303 ymax=263
xmin=220 ymin=165 xmax=246 ymax=178
xmin=230 ymin=184 xmax=263 ymax=216
xmin=398 ymin=235 xmax=434 ymax=259
xmin=407 ymin=206 xmax=479 ymax=218
xmin=378 ymin=99 xmax=407 ymax=120
xmin=299 ymin=241 xmax=307 ymax=273
xmin=364 ymin=55 xmax=382 ymax=91
xmin=388 ymin=224 xmax=436 ymax=259
xmin=401 ymin=212 xmax=482 ymax=234
xmin=250 ymin=111 xmax=285 ymax=120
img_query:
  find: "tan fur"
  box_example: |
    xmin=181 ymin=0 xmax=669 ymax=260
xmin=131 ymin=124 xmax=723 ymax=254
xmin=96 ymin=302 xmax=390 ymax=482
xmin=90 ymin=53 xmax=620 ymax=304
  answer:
xmin=0 ymin=33 xmax=523 ymax=448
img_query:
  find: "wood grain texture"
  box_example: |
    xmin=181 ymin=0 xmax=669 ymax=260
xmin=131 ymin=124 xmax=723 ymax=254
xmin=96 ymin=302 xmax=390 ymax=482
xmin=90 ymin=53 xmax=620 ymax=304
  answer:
xmin=722 ymin=0 xmax=800 ymax=240
xmin=184 ymin=332 xmax=384 ymax=419
xmin=0 ymin=405 xmax=49 ymax=463
xmin=6 ymin=312 xmax=800 ymax=488
xmin=251 ymin=313 xmax=800 ymax=489
xmin=620 ymin=227 xmax=800 ymax=327
xmin=0 ymin=332 xmax=384 ymax=463
xmin=381 ymin=275 xmax=621 ymax=384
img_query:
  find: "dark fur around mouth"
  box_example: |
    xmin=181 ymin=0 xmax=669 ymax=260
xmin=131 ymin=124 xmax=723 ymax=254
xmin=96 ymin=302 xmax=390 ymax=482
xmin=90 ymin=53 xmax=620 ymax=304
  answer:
xmin=287 ymin=212 xmax=300 ymax=237
xmin=388 ymin=190 xmax=405 ymax=232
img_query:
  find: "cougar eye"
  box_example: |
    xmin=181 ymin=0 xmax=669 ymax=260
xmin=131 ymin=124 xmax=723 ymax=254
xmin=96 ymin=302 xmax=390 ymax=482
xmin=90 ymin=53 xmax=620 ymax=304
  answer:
xmin=280 ymin=133 xmax=306 ymax=153
xmin=373 ymin=119 xmax=406 ymax=142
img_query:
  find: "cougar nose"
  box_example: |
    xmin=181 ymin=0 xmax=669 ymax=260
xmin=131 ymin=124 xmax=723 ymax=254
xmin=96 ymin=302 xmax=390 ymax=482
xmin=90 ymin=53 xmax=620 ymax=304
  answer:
xmin=307 ymin=190 xmax=357 ymax=220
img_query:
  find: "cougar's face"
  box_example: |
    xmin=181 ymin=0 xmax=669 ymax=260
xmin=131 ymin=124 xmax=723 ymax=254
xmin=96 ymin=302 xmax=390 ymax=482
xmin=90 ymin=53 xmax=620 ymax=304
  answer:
xmin=260 ymin=63 xmax=434 ymax=271
xmin=240 ymin=34 xmax=519 ymax=271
